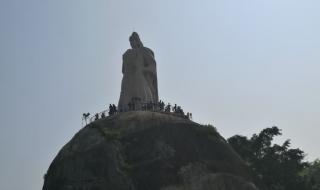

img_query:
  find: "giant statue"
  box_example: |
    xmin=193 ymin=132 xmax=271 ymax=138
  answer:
xmin=118 ymin=32 xmax=159 ymax=112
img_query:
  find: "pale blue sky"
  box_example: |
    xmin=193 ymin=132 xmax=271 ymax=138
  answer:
xmin=1 ymin=0 xmax=320 ymax=189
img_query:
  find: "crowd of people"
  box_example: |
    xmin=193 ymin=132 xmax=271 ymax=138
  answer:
xmin=82 ymin=99 xmax=193 ymax=125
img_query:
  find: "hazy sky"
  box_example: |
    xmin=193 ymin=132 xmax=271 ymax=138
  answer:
xmin=1 ymin=0 xmax=320 ymax=189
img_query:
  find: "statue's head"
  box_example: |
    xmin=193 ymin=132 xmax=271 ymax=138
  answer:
xmin=129 ymin=32 xmax=143 ymax=49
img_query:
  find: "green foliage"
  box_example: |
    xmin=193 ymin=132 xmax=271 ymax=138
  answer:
xmin=228 ymin=126 xmax=309 ymax=190
xmin=202 ymin=124 xmax=219 ymax=137
xmin=301 ymin=159 xmax=320 ymax=190
xmin=101 ymin=127 xmax=121 ymax=141
xmin=203 ymin=124 xmax=215 ymax=128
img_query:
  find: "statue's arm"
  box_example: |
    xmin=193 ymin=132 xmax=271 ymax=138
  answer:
xmin=146 ymin=48 xmax=155 ymax=58
xmin=122 ymin=50 xmax=132 ymax=74
xmin=122 ymin=54 xmax=126 ymax=74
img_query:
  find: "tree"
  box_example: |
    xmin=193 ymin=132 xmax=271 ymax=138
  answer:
xmin=228 ymin=126 xmax=309 ymax=190
xmin=301 ymin=159 xmax=320 ymax=190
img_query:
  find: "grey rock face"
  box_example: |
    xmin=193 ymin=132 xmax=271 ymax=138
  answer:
xmin=118 ymin=32 xmax=158 ymax=112
xmin=43 ymin=111 xmax=258 ymax=190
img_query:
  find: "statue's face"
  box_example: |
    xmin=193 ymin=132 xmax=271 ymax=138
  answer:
xmin=130 ymin=38 xmax=139 ymax=49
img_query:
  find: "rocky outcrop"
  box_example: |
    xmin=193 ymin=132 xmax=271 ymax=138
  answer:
xmin=43 ymin=111 xmax=258 ymax=190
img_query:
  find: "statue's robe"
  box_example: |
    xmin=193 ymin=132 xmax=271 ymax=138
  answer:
xmin=118 ymin=46 xmax=158 ymax=112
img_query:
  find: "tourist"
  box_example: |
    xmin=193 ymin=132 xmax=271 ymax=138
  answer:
xmin=165 ymin=104 xmax=171 ymax=112
xmin=108 ymin=104 xmax=113 ymax=116
xmin=173 ymin=104 xmax=177 ymax=112
xmin=112 ymin=104 xmax=117 ymax=113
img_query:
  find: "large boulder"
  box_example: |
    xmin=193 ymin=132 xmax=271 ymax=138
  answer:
xmin=43 ymin=111 xmax=257 ymax=190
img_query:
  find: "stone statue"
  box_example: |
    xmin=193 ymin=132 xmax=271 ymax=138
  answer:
xmin=118 ymin=32 xmax=159 ymax=112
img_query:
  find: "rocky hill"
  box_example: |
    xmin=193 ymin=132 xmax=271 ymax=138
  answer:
xmin=43 ymin=111 xmax=258 ymax=190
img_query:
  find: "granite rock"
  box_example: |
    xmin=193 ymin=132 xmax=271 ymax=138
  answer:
xmin=43 ymin=111 xmax=258 ymax=190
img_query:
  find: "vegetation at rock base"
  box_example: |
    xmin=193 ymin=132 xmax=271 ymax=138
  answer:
xmin=228 ymin=126 xmax=320 ymax=190
xmin=301 ymin=159 xmax=320 ymax=190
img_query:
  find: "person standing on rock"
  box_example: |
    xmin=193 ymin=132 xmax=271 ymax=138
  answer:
xmin=108 ymin=104 xmax=113 ymax=116
xmin=118 ymin=32 xmax=159 ymax=112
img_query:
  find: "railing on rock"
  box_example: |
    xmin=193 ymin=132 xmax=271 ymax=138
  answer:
xmin=82 ymin=101 xmax=193 ymax=127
